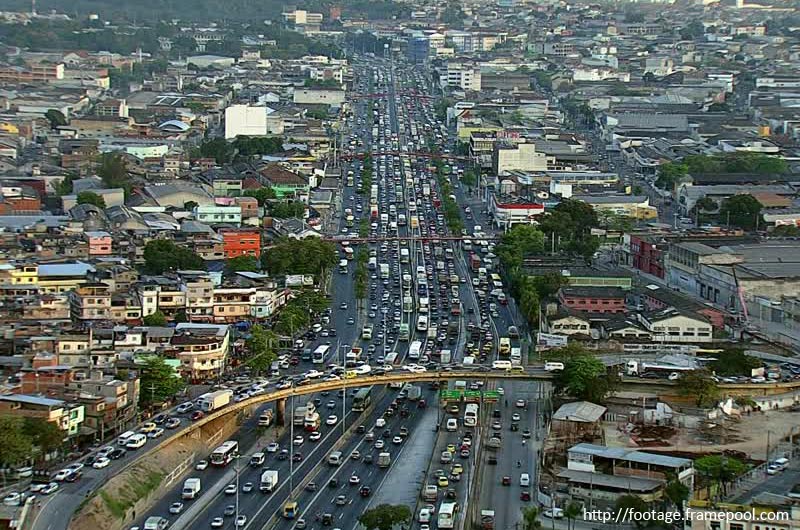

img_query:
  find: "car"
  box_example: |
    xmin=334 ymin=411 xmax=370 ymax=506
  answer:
xmin=520 ymin=490 xmax=531 ymax=502
xmin=392 ymin=436 xmax=403 ymax=445
xmin=165 ymin=418 xmax=181 ymax=429
xmin=211 ymin=517 xmax=224 ymax=528
xmin=225 ymin=484 xmax=237 ymax=495
xmin=359 ymin=486 xmax=371 ymax=497
xmin=196 ymin=460 xmax=209 ymax=470
xmin=292 ymin=453 xmax=304 ymax=462
xmin=329 ymin=478 xmax=339 ymax=488
xmin=511 ymin=413 xmax=521 ymax=422
xmin=169 ymin=502 xmax=184 ymax=514
xmin=309 ymin=431 xmax=322 ymax=442
xmin=224 ymin=505 xmax=236 ymax=516
xmin=277 ymin=449 xmax=289 ymax=460
xmin=349 ymin=475 xmax=360 ymax=485
xmin=92 ymin=457 xmax=111 ymax=469
xmin=305 ymin=482 xmax=317 ymax=492
xmin=335 ymin=495 xmax=348 ymax=506
xmin=266 ymin=442 xmax=280 ymax=453
xmin=3 ymin=492 xmax=21 ymax=506
xmin=437 ymin=476 xmax=449 ymax=487
xmin=502 ymin=476 xmax=511 ymax=486
xmin=64 ymin=470 xmax=82 ymax=482
xmin=67 ymin=463 xmax=84 ymax=473
xmin=148 ymin=427 xmax=165 ymax=439
xmin=293 ymin=435 xmax=304 ymax=446
xmin=191 ymin=411 xmax=205 ymax=421
xmin=53 ymin=469 xmax=72 ymax=481
xmin=326 ymin=401 xmax=336 ymax=409
xmin=109 ymin=448 xmax=126 ymax=460
xmin=40 ymin=482 xmax=59 ymax=495
xmin=544 ymin=509 xmax=564 ymax=519
xmin=374 ymin=439 xmax=385 ymax=450
xmin=351 ymin=450 xmax=361 ymax=461
xmin=326 ymin=415 xmax=338 ymax=426
xmin=522 ymin=429 xmax=532 ymax=439
xmin=235 ymin=515 xmax=247 ymax=527
xmin=242 ymin=482 xmax=254 ymax=493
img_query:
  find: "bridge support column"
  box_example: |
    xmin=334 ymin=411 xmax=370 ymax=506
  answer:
xmin=276 ymin=398 xmax=287 ymax=427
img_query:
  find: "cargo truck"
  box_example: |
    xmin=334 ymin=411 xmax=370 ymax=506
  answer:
xmin=481 ymin=510 xmax=495 ymax=530
xmin=378 ymin=452 xmax=391 ymax=468
xmin=260 ymin=470 xmax=278 ymax=493
xmin=182 ymin=478 xmax=201 ymax=499
xmin=440 ymin=350 xmax=452 ymax=364
xmin=200 ymin=390 xmax=233 ymax=412
xmin=407 ymin=385 xmax=422 ymax=401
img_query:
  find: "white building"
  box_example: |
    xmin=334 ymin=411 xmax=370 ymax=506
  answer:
xmin=441 ymin=63 xmax=482 ymax=91
xmin=636 ymin=308 xmax=713 ymax=343
xmin=225 ymin=105 xmax=267 ymax=139
xmin=292 ymin=89 xmax=346 ymax=107
xmin=493 ymin=142 xmax=548 ymax=174
xmin=489 ymin=196 xmax=545 ymax=230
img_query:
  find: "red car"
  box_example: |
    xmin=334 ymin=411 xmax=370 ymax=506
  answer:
xmin=501 ymin=476 xmax=511 ymax=486
xmin=191 ymin=411 xmax=205 ymax=421
xmin=520 ymin=491 xmax=531 ymax=502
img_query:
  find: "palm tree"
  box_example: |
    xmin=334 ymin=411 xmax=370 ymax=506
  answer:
xmin=564 ymin=502 xmax=582 ymax=530
xmin=521 ymin=506 xmax=542 ymax=530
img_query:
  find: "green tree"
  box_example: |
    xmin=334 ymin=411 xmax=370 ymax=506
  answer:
xmin=695 ymin=196 xmax=717 ymax=212
xmin=76 ymin=191 xmax=106 ymax=209
xmin=555 ymin=355 xmax=618 ymax=403
xmin=261 ymin=238 xmax=337 ymax=280
xmin=173 ymin=309 xmax=189 ymax=324
xmin=614 ymin=495 xmax=649 ymax=529
xmin=193 ymin=138 xmax=233 ymax=165
xmin=45 ymin=109 xmax=67 ymax=128
xmin=719 ymin=194 xmax=762 ymax=230
xmin=269 ymin=201 xmax=306 ymax=219
xmin=496 ymin=224 xmax=546 ymax=271
xmin=245 ymin=325 xmax=278 ymax=375
xmin=184 ymin=201 xmax=199 ymax=211
xmin=225 ymin=255 xmax=259 ymax=274
xmin=521 ymin=506 xmax=542 ymax=530
xmin=97 ymin=152 xmax=129 ymax=190
xmin=538 ymin=199 xmax=601 ymax=259
xmin=678 ymin=370 xmax=720 ymax=408
xmin=138 ymin=356 xmax=185 ymax=407
xmin=358 ymin=504 xmax=412 ymax=530
xmin=143 ymin=239 xmax=206 ymax=274
xmin=23 ymin=417 xmax=64 ymax=453
xmin=143 ymin=310 xmax=167 ymax=327
xmin=563 ymin=501 xmax=582 ymax=530
xmin=694 ymin=455 xmax=748 ymax=498
xmin=707 ymin=348 xmax=761 ymax=376
xmin=0 ymin=416 xmax=32 ymax=466
xmin=461 ymin=169 xmax=478 ymax=189
xmin=655 ymin=162 xmax=689 ymax=190
xmin=244 ymin=187 xmax=278 ymax=206
xmin=665 ymin=477 xmax=690 ymax=509
xmin=531 ymin=272 xmax=569 ymax=299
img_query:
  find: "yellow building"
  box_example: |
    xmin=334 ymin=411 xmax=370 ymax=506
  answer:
xmin=0 ymin=262 xmax=39 ymax=285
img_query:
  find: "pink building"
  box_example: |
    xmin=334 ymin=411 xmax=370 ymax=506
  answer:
xmin=557 ymin=286 xmax=627 ymax=314
xmin=85 ymin=231 xmax=112 ymax=255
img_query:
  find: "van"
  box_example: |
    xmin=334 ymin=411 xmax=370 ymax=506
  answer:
xmin=492 ymin=360 xmax=512 ymax=371
xmin=250 ymin=452 xmax=265 ymax=466
xmin=376 ymin=418 xmax=386 ymax=428
xmin=446 ymin=418 xmax=458 ymax=432
xmin=125 ymin=433 xmax=147 ymax=449
xmin=544 ymin=362 xmax=565 ymax=372
xmin=144 ymin=516 xmax=169 ymax=530
xmin=118 ymin=430 xmax=135 ymax=446
xmin=768 ymin=457 xmax=790 ymax=474
xmin=328 ymin=451 xmax=343 ymax=466
xmin=423 ymin=484 xmax=438 ymax=502
xmin=509 ymin=365 xmax=525 ymax=374
xmin=440 ymin=451 xmax=453 ymax=464
xmin=520 ymin=473 xmax=530 ymax=487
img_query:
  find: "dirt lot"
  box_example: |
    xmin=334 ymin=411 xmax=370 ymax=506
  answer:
xmin=604 ymin=409 xmax=800 ymax=460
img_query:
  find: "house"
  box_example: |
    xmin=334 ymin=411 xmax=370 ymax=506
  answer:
xmin=292 ymin=88 xmax=345 ymax=107
xmin=170 ymin=323 xmax=230 ymax=382
xmin=0 ymin=394 xmax=84 ymax=438
xmin=558 ymin=286 xmax=627 ymax=314
xmin=572 ymin=195 xmax=658 ymax=220
xmin=193 ymin=204 xmax=242 ymax=226
xmin=259 ymin=163 xmax=309 ymax=198
xmin=636 ymin=308 xmax=713 ymax=343
xmin=220 ymin=229 xmax=261 ymax=259
xmin=552 ymin=401 xmax=607 ymax=441
xmin=546 ymin=313 xmax=592 ymax=336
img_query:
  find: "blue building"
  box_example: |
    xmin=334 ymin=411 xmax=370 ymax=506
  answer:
xmin=407 ymin=37 xmax=430 ymax=64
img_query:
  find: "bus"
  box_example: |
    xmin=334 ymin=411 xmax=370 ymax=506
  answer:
xmin=408 ymin=340 xmax=422 ymax=360
xmin=438 ymin=503 xmax=458 ymax=529
xmin=464 ymin=403 xmax=479 ymax=427
xmin=282 ymin=501 xmax=299 ymax=519
xmin=346 ymin=171 xmax=354 ymax=187
xmin=384 ymin=351 xmax=399 ymax=365
xmin=416 ymin=315 xmax=428 ymax=332
xmin=353 ymin=387 xmax=372 ymax=412
xmin=210 ymin=440 xmax=239 ymax=466
xmin=312 ymin=344 xmax=330 ymax=364
xmin=398 ymin=323 xmax=410 ymax=341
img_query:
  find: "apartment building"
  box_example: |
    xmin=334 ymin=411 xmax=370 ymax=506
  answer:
xmin=0 ymin=394 xmax=84 ymax=438
xmin=441 ymin=63 xmax=482 ymax=91
xmin=169 ymin=323 xmax=230 ymax=381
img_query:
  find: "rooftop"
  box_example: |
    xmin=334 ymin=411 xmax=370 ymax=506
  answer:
xmin=553 ymin=401 xmax=607 ymax=423
xmin=569 ymin=443 xmax=692 ymax=468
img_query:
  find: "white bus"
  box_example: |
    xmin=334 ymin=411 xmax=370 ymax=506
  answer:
xmin=464 ymin=403 xmax=479 ymax=427
xmin=312 ymin=344 xmax=330 ymax=364
xmin=438 ymin=502 xmax=458 ymax=529
xmin=416 ymin=315 xmax=428 ymax=332
xmin=210 ymin=440 xmax=239 ymax=466
xmin=408 ymin=340 xmax=422 ymax=360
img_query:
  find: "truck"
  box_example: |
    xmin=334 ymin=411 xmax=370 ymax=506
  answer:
xmin=182 ymin=478 xmax=201 ymax=499
xmin=199 ymin=390 xmax=233 ymax=412
xmin=440 ymin=349 xmax=452 ymax=364
xmin=368 ymin=257 xmax=377 ymax=270
xmin=407 ymin=385 xmax=422 ymax=401
xmin=344 ymin=247 xmax=354 ymax=260
xmin=380 ymin=263 xmax=390 ymax=279
xmin=481 ymin=510 xmax=496 ymax=530
xmin=470 ymin=254 xmax=481 ymax=271
xmin=339 ymin=259 xmax=348 ymax=274
xmin=370 ymin=205 xmax=379 ymax=219
xmin=427 ymin=323 xmax=438 ymax=340
xmin=346 ymin=347 xmax=363 ymax=366
xmin=378 ymin=452 xmax=391 ymax=468
xmin=258 ymin=409 xmax=274 ymax=427
xmin=510 ymin=347 xmax=522 ymax=365
xmin=345 ymin=214 xmax=354 ymax=227
xmin=293 ymin=406 xmax=308 ymax=426
xmin=260 ymin=470 xmax=279 ymax=493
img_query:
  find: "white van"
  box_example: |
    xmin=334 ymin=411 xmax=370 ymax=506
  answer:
xmin=125 ymin=433 xmax=147 ymax=449
xmin=520 ymin=473 xmax=530 ymax=487
xmin=544 ymin=362 xmax=565 ymax=372
xmin=492 ymin=360 xmax=512 ymax=371
xmin=376 ymin=418 xmax=386 ymax=428
xmin=446 ymin=418 xmax=458 ymax=432
xmin=118 ymin=430 xmax=136 ymax=446
xmin=328 ymin=451 xmax=343 ymax=466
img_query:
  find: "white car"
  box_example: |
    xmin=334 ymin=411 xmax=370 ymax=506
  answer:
xmin=169 ymin=502 xmax=184 ymax=514
xmin=211 ymin=518 xmax=224 ymax=528
xmin=195 ymin=460 xmax=209 ymax=470
xmin=309 ymin=431 xmax=322 ymax=442
xmin=148 ymin=428 xmax=165 ymax=439
xmin=266 ymin=443 xmax=280 ymax=453
xmin=402 ymin=364 xmax=427 ymax=373
xmin=305 ymin=370 xmax=324 ymax=379
xmin=374 ymin=440 xmax=385 ymax=450
xmin=53 ymin=469 xmax=72 ymax=481
xmin=92 ymin=457 xmax=111 ymax=469
xmin=225 ymin=484 xmax=237 ymax=495
xmin=40 ymin=482 xmax=59 ymax=495
xmin=349 ymin=475 xmax=360 ymax=485
xmin=293 ymin=436 xmax=304 ymax=446
xmin=2 ymin=492 xmax=21 ymax=506
xmin=235 ymin=515 xmax=247 ymax=527
xmin=326 ymin=415 xmax=338 ymax=426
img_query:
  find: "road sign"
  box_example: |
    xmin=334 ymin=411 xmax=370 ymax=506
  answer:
xmin=464 ymin=391 xmax=481 ymax=403
xmin=440 ymin=390 xmax=462 ymax=400
xmin=483 ymin=391 xmax=500 ymax=403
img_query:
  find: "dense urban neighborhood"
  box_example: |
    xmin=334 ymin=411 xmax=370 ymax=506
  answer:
xmin=0 ymin=1 xmax=800 ymax=530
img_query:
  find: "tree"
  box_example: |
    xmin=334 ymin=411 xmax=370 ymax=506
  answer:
xmin=655 ymin=162 xmax=689 ymax=190
xmin=614 ymin=495 xmax=649 ymax=529
xmin=184 ymin=201 xmax=198 ymax=211
xmin=358 ymin=504 xmax=412 ymax=530
xmin=97 ymin=152 xmax=131 ymax=193
xmin=461 ymin=169 xmax=477 ymax=189
xmin=245 ymin=325 xmax=278 ymax=375
xmin=665 ymin=477 xmax=690 ymax=509
xmin=193 ymin=138 xmax=233 ymax=165
xmin=143 ymin=310 xmax=167 ymax=327
xmin=537 ymin=199 xmax=600 ymax=259
xmin=521 ymin=506 xmax=542 ymax=530
xmin=173 ymin=309 xmax=189 ymax=324
xmin=719 ymin=194 xmax=762 ymax=230
xmin=244 ymin=187 xmax=277 ymax=206
xmin=695 ymin=196 xmax=717 ymax=213
xmin=496 ymin=224 xmax=546 ymax=271
xmin=269 ymin=201 xmax=306 ymax=219
xmin=694 ymin=455 xmax=748 ymax=498
xmin=707 ymin=348 xmax=761 ymax=377
xmin=138 ymin=356 xmax=185 ymax=407
xmin=678 ymin=370 xmax=720 ymax=408
xmin=261 ymin=238 xmax=337 ymax=280
xmin=45 ymin=109 xmax=67 ymax=128
xmin=563 ymin=501 xmax=582 ymax=530
xmin=23 ymin=417 xmax=64 ymax=453
xmin=0 ymin=416 xmax=33 ymax=466
xmin=225 ymin=255 xmax=259 ymax=274
xmin=555 ymin=355 xmax=618 ymax=403
xmin=76 ymin=191 xmax=106 ymax=209
xmin=143 ymin=239 xmax=206 ymax=274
